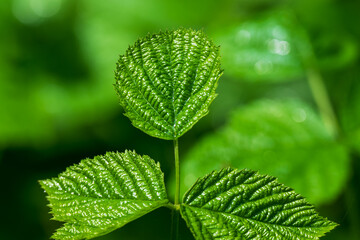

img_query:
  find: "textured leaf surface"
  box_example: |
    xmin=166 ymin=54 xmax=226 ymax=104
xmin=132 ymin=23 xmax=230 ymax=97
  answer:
xmin=178 ymin=100 xmax=349 ymax=204
xmin=40 ymin=150 xmax=168 ymax=240
xmin=181 ymin=168 xmax=337 ymax=240
xmin=114 ymin=28 xmax=222 ymax=140
xmin=212 ymin=11 xmax=310 ymax=82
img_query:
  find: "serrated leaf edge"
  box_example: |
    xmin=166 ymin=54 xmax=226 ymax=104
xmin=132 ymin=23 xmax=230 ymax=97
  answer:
xmin=39 ymin=150 xmax=169 ymax=240
xmin=180 ymin=167 xmax=338 ymax=240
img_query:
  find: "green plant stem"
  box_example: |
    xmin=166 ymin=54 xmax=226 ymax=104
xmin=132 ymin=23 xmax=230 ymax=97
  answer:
xmin=174 ymin=138 xmax=180 ymax=206
xmin=306 ymin=67 xmax=340 ymax=138
xmin=172 ymin=138 xmax=180 ymax=240
xmin=171 ymin=208 xmax=180 ymax=240
xmin=298 ymin=23 xmax=340 ymax=138
xmin=306 ymin=61 xmax=360 ymax=237
xmin=165 ymin=202 xmax=177 ymax=210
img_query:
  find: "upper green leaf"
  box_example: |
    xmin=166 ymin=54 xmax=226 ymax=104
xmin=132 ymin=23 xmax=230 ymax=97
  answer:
xmin=40 ymin=150 xmax=168 ymax=240
xmin=114 ymin=28 xmax=222 ymax=140
xmin=181 ymin=168 xmax=337 ymax=240
xmin=177 ymin=100 xmax=349 ymax=204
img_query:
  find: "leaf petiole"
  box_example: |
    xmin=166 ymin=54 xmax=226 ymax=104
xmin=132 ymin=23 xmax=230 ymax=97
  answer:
xmin=174 ymin=138 xmax=180 ymax=206
xmin=172 ymin=138 xmax=180 ymax=240
xmin=306 ymin=66 xmax=340 ymax=138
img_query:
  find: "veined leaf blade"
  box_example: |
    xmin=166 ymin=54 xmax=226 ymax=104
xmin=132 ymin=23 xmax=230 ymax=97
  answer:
xmin=181 ymin=168 xmax=337 ymax=240
xmin=40 ymin=150 xmax=168 ymax=240
xmin=114 ymin=28 xmax=222 ymax=140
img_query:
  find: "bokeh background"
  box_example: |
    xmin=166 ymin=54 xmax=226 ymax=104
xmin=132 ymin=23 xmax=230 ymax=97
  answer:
xmin=1 ymin=0 xmax=360 ymax=239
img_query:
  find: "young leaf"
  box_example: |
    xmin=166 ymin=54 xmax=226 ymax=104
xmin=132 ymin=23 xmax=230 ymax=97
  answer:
xmin=181 ymin=168 xmax=337 ymax=240
xmin=114 ymin=28 xmax=222 ymax=140
xmin=178 ymin=100 xmax=349 ymax=204
xmin=40 ymin=150 xmax=168 ymax=240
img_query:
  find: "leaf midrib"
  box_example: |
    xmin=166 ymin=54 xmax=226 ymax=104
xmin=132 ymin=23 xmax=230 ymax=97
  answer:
xmin=55 ymin=199 xmax=169 ymax=231
xmin=50 ymin=193 xmax=169 ymax=203
xmin=182 ymin=204 xmax=333 ymax=230
xmin=120 ymin=57 xmax=173 ymax=134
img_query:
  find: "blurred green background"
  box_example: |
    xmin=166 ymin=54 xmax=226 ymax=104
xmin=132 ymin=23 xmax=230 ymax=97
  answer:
xmin=0 ymin=0 xmax=359 ymax=239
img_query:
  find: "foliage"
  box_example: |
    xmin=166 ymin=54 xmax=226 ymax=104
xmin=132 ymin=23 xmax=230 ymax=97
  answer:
xmin=182 ymin=168 xmax=336 ymax=239
xmin=178 ymin=100 xmax=349 ymax=204
xmin=40 ymin=151 xmax=168 ymax=239
xmin=40 ymin=29 xmax=336 ymax=240
xmin=114 ymin=28 xmax=222 ymax=140
xmin=1 ymin=1 xmax=359 ymax=240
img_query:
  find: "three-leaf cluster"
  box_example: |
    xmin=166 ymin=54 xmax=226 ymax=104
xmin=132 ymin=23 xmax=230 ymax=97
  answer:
xmin=40 ymin=29 xmax=336 ymax=240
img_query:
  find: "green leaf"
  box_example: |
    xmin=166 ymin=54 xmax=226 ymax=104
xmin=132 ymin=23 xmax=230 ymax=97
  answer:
xmin=178 ymin=100 xmax=349 ymax=204
xmin=212 ymin=10 xmax=310 ymax=82
xmin=181 ymin=168 xmax=337 ymax=240
xmin=114 ymin=28 xmax=222 ymax=140
xmin=40 ymin=150 xmax=168 ymax=240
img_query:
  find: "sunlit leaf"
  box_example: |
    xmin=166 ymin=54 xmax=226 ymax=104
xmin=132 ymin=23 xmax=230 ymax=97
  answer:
xmin=179 ymin=100 xmax=349 ymax=204
xmin=114 ymin=28 xmax=222 ymax=140
xmin=181 ymin=168 xmax=337 ymax=240
xmin=212 ymin=11 xmax=310 ymax=82
xmin=40 ymin=150 xmax=168 ymax=240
